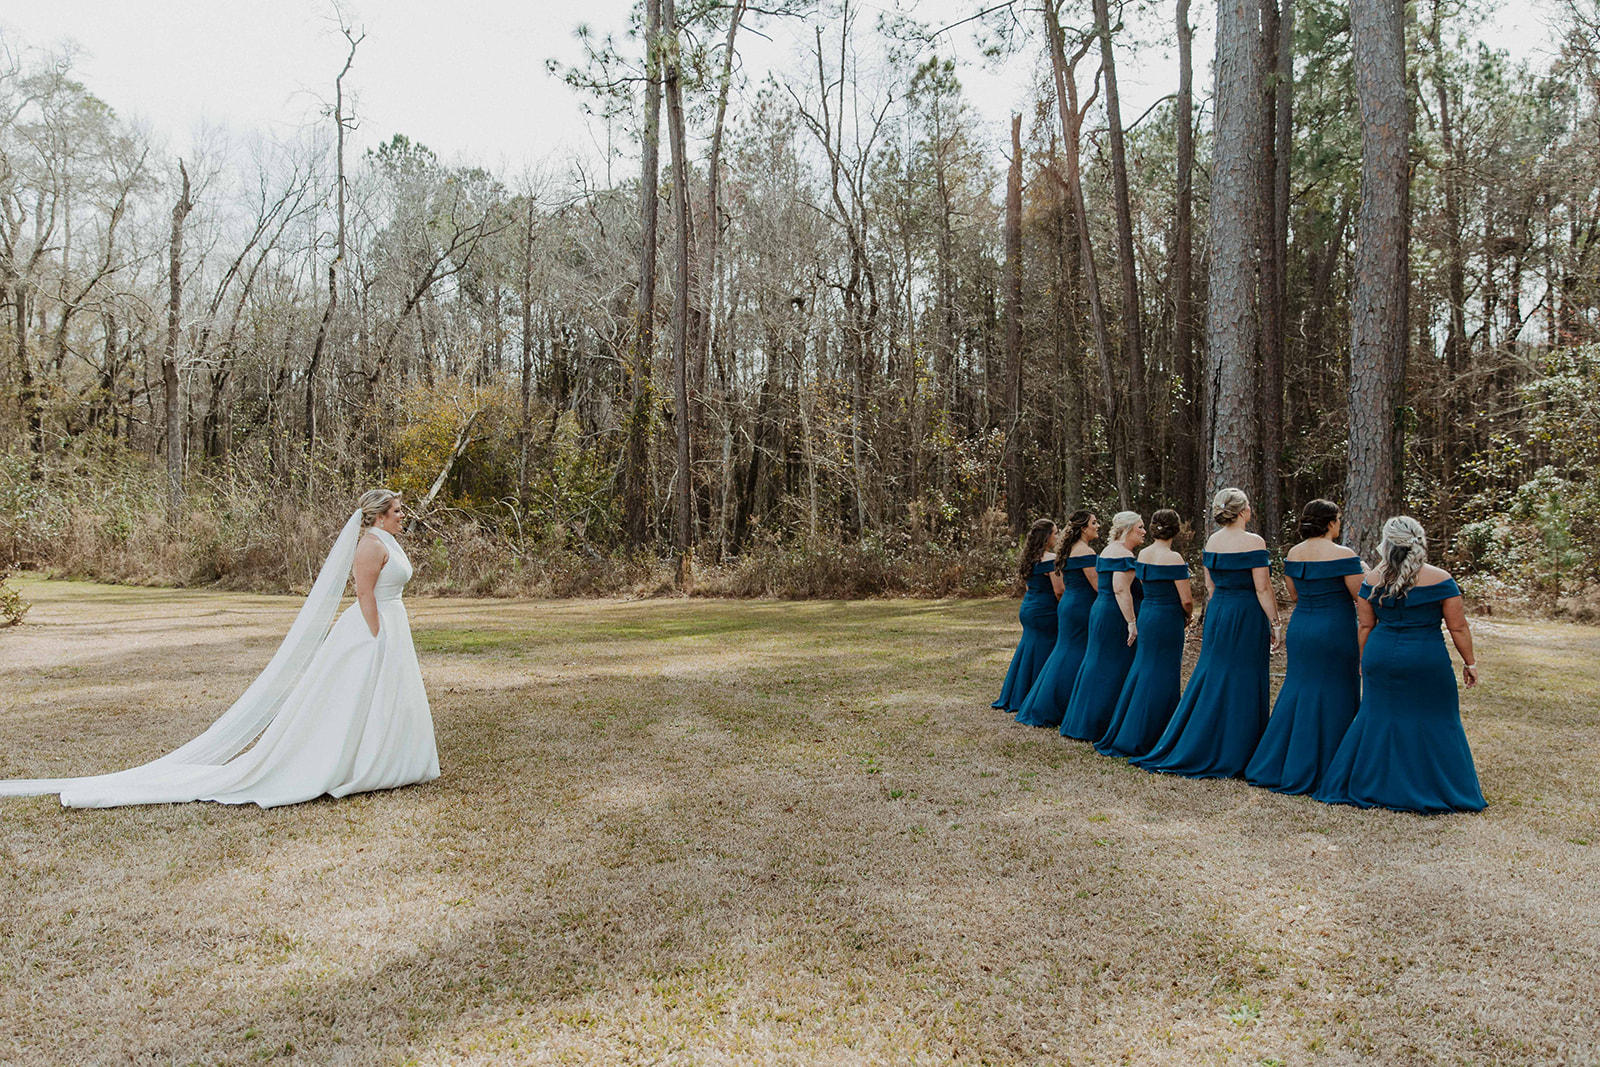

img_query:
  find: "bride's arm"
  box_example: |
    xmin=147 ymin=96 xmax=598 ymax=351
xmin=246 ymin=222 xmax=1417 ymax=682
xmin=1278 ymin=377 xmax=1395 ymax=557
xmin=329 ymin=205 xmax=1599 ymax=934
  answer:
xmin=353 ymin=537 xmax=388 ymax=637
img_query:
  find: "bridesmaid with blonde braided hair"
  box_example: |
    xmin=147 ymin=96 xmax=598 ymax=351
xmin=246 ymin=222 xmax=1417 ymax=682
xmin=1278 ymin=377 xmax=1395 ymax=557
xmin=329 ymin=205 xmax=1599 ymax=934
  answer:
xmin=1314 ymin=516 xmax=1485 ymax=813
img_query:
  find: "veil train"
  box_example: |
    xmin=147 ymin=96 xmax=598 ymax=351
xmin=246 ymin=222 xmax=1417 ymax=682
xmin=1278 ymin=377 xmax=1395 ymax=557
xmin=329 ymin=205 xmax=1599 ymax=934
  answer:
xmin=0 ymin=508 xmax=438 ymax=808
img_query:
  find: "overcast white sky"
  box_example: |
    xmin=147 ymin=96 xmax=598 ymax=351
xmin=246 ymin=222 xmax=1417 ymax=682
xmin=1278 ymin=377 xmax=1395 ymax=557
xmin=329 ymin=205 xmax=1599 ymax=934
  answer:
xmin=2 ymin=0 xmax=1562 ymax=178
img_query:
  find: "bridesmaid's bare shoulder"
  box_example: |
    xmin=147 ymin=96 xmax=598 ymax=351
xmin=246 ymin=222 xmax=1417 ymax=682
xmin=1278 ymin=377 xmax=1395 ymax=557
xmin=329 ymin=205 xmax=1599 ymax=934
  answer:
xmin=1414 ymin=563 xmax=1453 ymax=587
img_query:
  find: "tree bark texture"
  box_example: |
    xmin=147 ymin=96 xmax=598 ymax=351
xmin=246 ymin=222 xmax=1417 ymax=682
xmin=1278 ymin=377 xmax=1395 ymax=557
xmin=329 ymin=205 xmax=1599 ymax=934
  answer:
xmin=1206 ymin=0 xmax=1264 ymax=504
xmin=1345 ymin=0 xmax=1411 ymax=554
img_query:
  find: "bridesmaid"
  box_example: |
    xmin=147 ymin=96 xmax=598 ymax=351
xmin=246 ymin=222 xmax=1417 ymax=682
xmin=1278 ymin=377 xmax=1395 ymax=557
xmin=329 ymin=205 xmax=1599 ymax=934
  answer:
xmin=1060 ymin=511 xmax=1145 ymax=741
xmin=1096 ymin=509 xmax=1193 ymax=758
xmin=1246 ymin=500 xmax=1365 ymax=794
xmin=1016 ymin=510 xmax=1100 ymax=728
xmin=992 ymin=518 xmax=1066 ymax=712
xmin=1135 ymin=488 xmax=1282 ymax=778
xmin=1314 ymin=517 xmax=1486 ymax=813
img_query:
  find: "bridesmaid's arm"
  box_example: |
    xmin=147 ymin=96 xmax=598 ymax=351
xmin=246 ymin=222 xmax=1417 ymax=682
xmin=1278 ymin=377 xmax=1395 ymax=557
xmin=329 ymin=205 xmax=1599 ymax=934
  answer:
xmin=1441 ymin=595 xmax=1478 ymax=688
xmin=1050 ymin=571 xmax=1066 ymax=598
xmin=354 ymin=537 xmax=388 ymax=638
xmin=1342 ymin=572 xmax=1365 ymax=599
xmin=1083 ymin=567 xmax=1099 ymax=592
xmin=1252 ymin=566 xmax=1283 ymax=650
xmin=1284 ymin=574 xmax=1299 ymax=607
xmin=1355 ymin=596 xmax=1376 ymax=658
xmin=1175 ymin=578 xmax=1194 ymax=621
xmin=1114 ymin=569 xmax=1138 ymax=645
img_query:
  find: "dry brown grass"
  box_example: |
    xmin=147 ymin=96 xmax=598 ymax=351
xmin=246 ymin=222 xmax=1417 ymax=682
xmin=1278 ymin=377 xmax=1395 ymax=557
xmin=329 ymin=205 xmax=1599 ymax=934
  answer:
xmin=2 ymin=578 xmax=1598 ymax=1066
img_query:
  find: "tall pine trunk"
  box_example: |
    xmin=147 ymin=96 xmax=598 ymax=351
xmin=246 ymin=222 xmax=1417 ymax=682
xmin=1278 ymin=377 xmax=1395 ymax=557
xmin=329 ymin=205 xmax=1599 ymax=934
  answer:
xmin=663 ymin=0 xmax=694 ymax=582
xmin=1004 ymin=114 xmax=1025 ymax=530
xmin=1345 ymin=0 xmax=1411 ymax=553
xmin=1206 ymin=0 xmax=1264 ymax=502
xmin=625 ymin=0 xmax=663 ymax=548
xmin=1044 ymin=2 xmax=1131 ymax=510
xmin=1093 ymin=0 xmax=1147 ymax=492
xmin=1257 ymin=0 xmax=1292 ymax=542
xmin=1174 ymin=0 xmax=1198 ymax=517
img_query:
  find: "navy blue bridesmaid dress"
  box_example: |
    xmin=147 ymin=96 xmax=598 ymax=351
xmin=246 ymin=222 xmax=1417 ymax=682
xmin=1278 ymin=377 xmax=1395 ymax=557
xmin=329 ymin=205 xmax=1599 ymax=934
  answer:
xmin=1314 ymin=578 xmax=1486 ymax=813
xmin=1134 ymin=549 xmax=1272 ymax=777
xmin=1095 ymin=561 xmax=1191 ymax=758
xmin=1015 ymin=555 xmax=1098 ymax=728
xmin=1245 ymin=556 xmax=1364 ymax=794
xmin=1059 ymin=556 xmax=1142 ymax=740
xmin=992 ymin=559 xmax=1061 ymax=712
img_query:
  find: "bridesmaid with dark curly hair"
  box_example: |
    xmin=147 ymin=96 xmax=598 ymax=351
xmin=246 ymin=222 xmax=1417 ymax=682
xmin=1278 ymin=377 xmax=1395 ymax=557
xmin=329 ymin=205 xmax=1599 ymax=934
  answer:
xmin=1015 ymin=510 xmax=1100 ymax=728
xmin=1246 ymin=499 xmax=1365 ymax=795
xmin=1135 ymin=488 xmax=1281 ymax=778
xmin=992 ymin=518 xmax=1065 ymax=712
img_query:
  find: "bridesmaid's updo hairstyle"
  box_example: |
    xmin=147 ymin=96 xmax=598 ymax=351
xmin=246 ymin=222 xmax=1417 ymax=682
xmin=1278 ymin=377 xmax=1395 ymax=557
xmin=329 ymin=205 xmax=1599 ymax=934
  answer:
xmin=1056 ymin=509 xmax=1095 ymax=573
xmin=1019 ymin=517 xmax=1057 ymax=580
xmin=1212 ymin=487 xmax=1249 ymax=526
xmin=1149 ymin=508 xmax=1182 ymax=542
xmin=1298 ymin=499 xmax=1340 ymax=540
xmin=1367 ymin=516 xmax=1428 ymax=602
xmin=358 ymin=489 xmax=401 ymax=527
xmin=1107 ymin=511 xmax=1143 ymax=542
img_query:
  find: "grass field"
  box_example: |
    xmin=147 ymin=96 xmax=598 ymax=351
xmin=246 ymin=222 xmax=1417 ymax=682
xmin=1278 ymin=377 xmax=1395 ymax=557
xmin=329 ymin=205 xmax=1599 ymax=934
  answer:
xmin=2 ymin=577 xmax=1598 ymax=1066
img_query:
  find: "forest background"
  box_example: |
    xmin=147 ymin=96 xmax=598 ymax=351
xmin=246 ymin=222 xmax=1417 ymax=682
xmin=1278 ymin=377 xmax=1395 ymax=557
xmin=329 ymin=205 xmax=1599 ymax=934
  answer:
xmin=2 ymin=0 xmax=1599 ymax=621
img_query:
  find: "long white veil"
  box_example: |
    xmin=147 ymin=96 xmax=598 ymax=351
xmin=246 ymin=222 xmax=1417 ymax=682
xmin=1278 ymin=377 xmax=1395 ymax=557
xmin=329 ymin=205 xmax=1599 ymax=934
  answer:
xmin=0 ymin=509 xmax=366 ymax=798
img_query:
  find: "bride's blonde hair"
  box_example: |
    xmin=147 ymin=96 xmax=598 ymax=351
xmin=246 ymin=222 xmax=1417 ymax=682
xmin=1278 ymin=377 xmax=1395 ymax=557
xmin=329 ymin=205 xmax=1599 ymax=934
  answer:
xmin=357 ymin=489 xmax=401 ymax=527
xmin=1367 ymin=516 xmax=1427 ymax=601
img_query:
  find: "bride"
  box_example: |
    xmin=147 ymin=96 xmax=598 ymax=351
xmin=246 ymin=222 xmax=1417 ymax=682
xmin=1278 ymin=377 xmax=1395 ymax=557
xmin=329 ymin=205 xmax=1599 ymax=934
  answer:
xmin=0 ymin=489 xmax=440 ymax=808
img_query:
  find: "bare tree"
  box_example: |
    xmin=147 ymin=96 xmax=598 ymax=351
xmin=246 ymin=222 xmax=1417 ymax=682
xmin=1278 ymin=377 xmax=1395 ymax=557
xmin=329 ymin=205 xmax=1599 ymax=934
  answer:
xmin=164 ymin=161 xmax=194 ymax=525
xmin=307 ymin=11 xmax=363 ymax=452
xmin=1044 ymin=1 xmax=1131 ymax=509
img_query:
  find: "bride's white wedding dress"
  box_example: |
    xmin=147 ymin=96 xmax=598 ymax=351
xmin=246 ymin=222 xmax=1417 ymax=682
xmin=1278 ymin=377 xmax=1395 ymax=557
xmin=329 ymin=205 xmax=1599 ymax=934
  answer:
xmin=1 ymin=514 xmax=439 ymax=809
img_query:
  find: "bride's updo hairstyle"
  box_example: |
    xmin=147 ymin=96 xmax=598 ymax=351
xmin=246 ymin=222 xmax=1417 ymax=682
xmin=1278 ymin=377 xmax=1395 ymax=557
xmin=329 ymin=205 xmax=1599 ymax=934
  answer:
xmin=1213 ymin=487 xmax=1249 ymax=526
xmin=1298 ymin=499 xmax=1340 ymax=540
xmin=1366 ymin=516 xmax=1428 ymax=602
xmin=358 ymin=489 xmax=401 ymax=527
xmin=1107 ymin=511 xmax=1143 ymax=542
xmin=1149 ymin=508 xmax=1182 ymax=542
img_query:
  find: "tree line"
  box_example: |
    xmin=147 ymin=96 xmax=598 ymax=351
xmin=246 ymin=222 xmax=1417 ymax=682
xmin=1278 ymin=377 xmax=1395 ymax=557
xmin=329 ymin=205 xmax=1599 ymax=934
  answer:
xmin=2 ymin=0 xmax=1598 ymax=601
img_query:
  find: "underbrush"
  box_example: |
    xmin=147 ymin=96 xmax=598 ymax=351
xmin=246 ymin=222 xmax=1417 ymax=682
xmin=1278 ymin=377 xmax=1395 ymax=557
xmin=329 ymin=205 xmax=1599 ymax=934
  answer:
xmin=1 ymin=452 xmax=1018 ymax=600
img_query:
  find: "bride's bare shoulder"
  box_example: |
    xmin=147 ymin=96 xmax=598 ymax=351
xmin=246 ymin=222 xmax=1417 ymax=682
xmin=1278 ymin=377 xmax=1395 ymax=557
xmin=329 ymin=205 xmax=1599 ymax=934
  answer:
xmin=355 ymin=532 xmax=389 ymax=566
